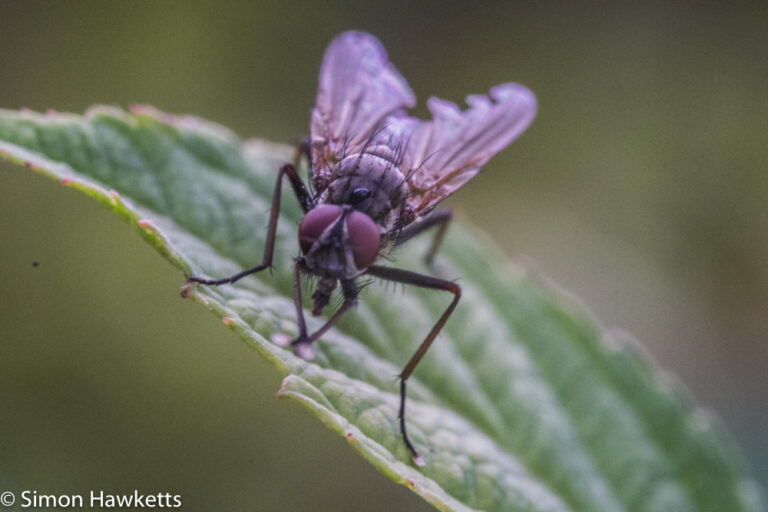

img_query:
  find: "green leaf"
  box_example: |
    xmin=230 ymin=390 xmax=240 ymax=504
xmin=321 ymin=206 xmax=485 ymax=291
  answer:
xmin=0 ymin=106 xmax=763 ymax=512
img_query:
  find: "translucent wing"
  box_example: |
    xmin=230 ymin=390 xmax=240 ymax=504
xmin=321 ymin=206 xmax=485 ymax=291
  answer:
xmin=310 ymin=31 xmax=415 ymax=188
xmin=398 ymin=83 xmax=537 ymax=215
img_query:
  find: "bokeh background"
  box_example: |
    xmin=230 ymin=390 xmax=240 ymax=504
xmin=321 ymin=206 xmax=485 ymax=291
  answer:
xmin=1 ymin=2 xmax=765 ymax=510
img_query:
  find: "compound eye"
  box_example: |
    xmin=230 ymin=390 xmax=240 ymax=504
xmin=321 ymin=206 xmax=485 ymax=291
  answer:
xmin=298 ymin=205 xmax=342 ymax=254
xmin=346 ymin=211 xmax=380 ymax=269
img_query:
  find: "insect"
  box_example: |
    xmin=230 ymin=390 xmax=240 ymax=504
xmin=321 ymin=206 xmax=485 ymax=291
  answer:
xmin=183 ymin=31 xmax=536 ymax=465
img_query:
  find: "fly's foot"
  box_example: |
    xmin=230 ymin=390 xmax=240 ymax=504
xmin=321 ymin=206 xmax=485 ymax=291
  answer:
xmin=271 ymin=333 xmax=315 ymax=359
xmin=291 ymin=336 xmax=316 ymax=360
xmin=180 ymin=278 xmax=198 ymax=298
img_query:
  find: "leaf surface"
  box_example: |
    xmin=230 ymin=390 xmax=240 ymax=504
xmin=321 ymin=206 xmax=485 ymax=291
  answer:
xmin=0 ymin=106 xmax=763 ymax=512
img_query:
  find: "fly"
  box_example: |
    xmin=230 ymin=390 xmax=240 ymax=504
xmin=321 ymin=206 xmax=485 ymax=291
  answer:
xmin=182 ymin=31 xmax=537 ymax=466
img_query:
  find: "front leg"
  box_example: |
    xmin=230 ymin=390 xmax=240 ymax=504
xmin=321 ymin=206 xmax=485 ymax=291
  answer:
xmin=365 ymin=264 xmax=462 ymax=466
xmin=181 ymin=163 xmax=312 ymax=296
xmin=288 ymin=259 xmax=358 ymax=358
xmin=294 ymin=135 xmax=312 ymax=170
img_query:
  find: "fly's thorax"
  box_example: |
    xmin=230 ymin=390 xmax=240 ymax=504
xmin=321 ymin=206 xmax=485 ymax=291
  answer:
xmin=298 ymin=204 xmax=381 ymax=280
xmin=320 ymin=153 xmax=409 ymax=229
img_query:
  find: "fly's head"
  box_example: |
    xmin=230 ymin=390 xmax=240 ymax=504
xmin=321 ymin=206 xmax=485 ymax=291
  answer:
xmin=298 ymin=204 xmax=381 ymax=281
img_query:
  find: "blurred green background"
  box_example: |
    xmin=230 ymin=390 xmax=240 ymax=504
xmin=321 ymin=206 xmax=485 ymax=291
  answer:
xmin=1 ymin=2 xmax=765 ymax=510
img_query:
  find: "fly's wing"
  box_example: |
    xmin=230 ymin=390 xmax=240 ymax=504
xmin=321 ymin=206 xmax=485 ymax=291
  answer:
xmin=400 ymin=83 xmax=537 ymax=216
xmin=310 ymin=31 xmax=416 ymax=188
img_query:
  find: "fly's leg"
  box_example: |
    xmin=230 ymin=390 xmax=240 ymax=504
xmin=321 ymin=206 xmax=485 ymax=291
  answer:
xmin=181 ymin=163 xmax=312 ymax=295
xmin=291 ymin=136 xmax=316 ymax=202
xmin=395 ymin=210 xmax=452 ymax=271
xmin=295 ymin=135 xmax=312 ymax=168
xmin=288 ymin=259 xmax=358 ymax=357
xmin=365 ymin=264 xmax=462 ymax=466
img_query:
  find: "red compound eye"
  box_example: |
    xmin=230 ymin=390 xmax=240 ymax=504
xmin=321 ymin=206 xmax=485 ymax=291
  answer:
xmin=346 ymin=211 xmax=380 ymax=269
xmin=299 ymin=205 xmax=342 ymax=254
